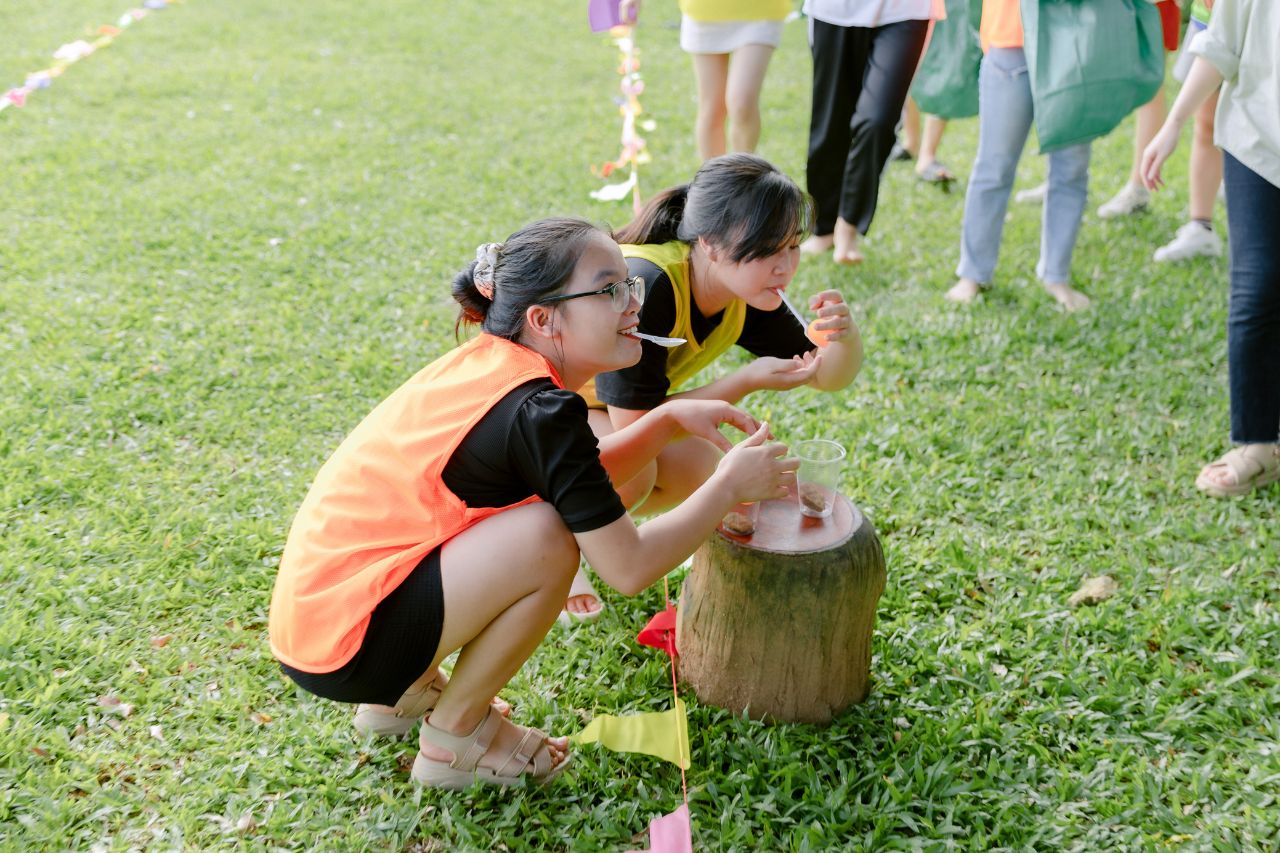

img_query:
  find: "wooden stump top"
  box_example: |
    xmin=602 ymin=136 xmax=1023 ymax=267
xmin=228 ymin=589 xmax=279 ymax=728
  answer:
xmin=718 ymin=485 xmax=862 ymax=555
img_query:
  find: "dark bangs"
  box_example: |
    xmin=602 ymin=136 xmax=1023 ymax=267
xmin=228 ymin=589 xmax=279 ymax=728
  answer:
xmin=723 ymin=170 xmax=814 ymax=263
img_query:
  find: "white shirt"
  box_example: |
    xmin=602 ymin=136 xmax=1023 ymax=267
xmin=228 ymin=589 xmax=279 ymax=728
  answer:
xmin=1190 ymin=0 xmax=1280 ymax=188
xmin=803 ymin=0 xmax=945 ymax=28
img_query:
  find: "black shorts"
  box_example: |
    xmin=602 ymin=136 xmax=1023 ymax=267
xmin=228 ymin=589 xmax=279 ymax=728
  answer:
xmin=279 ymin=547 xmax=445 ymax=706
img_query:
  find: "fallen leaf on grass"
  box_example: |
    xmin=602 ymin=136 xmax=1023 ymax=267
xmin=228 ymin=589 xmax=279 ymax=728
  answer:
xmin=1068 ymin=575 xmax=1118 ymax=607
xmin=249 ymin=712 xmax=272 ymax=725
xmin=96 ymin=695 xmax=134 ymax=717
xmin=150 ymin=635 xmax=173 ymax=648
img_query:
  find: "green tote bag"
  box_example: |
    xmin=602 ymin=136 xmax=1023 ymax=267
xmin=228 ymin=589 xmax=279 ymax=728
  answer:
xmin=910 ymin=0 xmax=984 ymax=120
xmin=1021 ymin=0 xmax=1164 ymax=153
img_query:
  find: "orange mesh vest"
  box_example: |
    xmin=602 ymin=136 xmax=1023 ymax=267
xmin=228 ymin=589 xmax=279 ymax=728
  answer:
xmin=269 ymin=333 xmax=562 ymax=673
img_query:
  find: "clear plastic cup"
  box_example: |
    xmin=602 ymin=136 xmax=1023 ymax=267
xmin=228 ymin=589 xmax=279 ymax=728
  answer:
xmin=720 ymin=500 xmax=760 ymax=539
xmin=795 ymin=439 xmax=845 ymax=519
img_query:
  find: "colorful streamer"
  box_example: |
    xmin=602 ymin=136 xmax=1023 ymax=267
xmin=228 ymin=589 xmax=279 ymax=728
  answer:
xmin=1 ymin=1 xmax=183 ymax=117
xmin=627 ymin=804 xmax=694 ymax=853
xmin=569 ymin=698 xmax=691 ymax=769
xmin=571 ymin=573 xmax=693 ymax=846
xmin=589 ymin=14 xmax=654 ymax=214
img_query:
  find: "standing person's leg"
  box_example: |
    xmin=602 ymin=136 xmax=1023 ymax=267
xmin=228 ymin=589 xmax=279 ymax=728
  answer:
xmin=1196 ymin=152 xmax=1280 ymax=497
xmin=691 ymin=53 xmax=731 ymax=160
xmin=949 ymin=47 xmax=1035 ymax=302
xmin=1097 ymin=87 xmax=1163 ymax=218
xmin=1155 ymin=90 xmax=1224 ymax=262
xmin=834 ymin=17 xmax=929 ymax=263
xmin=1039 ymin=141 xmax=1093 ymax=311
xmin=803 ymin=18 xmax=862 ymax=255
xmin=724 ymin=43 xmax=775 ymax=153
xmin=900 ymin=95 xmax=922 ymax=159
xmin=916 ymin=115 xmax=954 ymax=182
xmin=1189 ymin=92 xmax=1223 ymax=222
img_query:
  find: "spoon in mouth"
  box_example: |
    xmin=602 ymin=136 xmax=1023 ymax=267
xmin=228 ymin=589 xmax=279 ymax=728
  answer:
xmin=627 ymin=330 xmax=687 ymax=347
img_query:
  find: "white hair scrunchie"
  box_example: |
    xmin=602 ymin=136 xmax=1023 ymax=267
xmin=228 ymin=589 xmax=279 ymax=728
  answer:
xmin=473 ymin=242 xmax=501 ymax=300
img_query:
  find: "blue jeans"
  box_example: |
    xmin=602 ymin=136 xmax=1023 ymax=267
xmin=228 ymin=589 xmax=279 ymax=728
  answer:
xmin=957 ymin=47 xmax=1092 ymax=285
xmin=1223 ymin=151 xmax=1280 ymax=443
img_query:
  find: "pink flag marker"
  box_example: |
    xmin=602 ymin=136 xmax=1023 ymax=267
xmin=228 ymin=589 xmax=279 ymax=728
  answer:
xmin=627 ymin=804 xmax=693 ymax=853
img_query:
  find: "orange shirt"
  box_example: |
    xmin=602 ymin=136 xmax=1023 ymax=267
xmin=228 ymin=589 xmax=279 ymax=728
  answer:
xmin=981 ymin=0 xmax=1023 ymax=52
xmin=269 ymin=333 xmax=562 ymax=673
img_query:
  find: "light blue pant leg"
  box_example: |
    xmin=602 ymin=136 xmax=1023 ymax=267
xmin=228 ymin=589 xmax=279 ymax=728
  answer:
xmin=957 ymin=47 xmax=1034 ymax=284
xmin=1037 ymin=141 xmax=1091 ymax=284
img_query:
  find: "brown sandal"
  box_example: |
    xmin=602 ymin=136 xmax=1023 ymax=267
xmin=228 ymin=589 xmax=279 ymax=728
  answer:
xmin=412 ymin=706 xmax=571 ymax=790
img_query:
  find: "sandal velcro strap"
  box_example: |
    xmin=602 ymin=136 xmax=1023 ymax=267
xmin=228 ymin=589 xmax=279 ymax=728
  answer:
xmin=493 ymin=727 xmax=546 ymax=779
xmin=453 ymin=707 xmax=502 ymax=771
xmin=392 ymin=674 xmax=447 ymax=719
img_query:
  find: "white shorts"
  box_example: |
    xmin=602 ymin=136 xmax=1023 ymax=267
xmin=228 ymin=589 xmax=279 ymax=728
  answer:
xmin=679 ymin=16 xmax=785 ymax=54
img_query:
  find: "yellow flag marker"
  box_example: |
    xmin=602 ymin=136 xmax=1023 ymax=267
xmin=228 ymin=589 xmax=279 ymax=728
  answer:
xmin=570 ymin=699 xmax=690 ymax=769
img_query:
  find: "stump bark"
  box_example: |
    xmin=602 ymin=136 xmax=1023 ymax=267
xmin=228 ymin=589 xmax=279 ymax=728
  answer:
xmin=676 ymin=492 xmax=885 ymax=724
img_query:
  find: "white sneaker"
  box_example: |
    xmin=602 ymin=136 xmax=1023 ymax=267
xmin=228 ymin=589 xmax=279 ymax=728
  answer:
xmin=1097 ymin=182 xmax=1150 ymax=219
xmin=1153 ymin=221 xmax=1222 ymax=262
xmin=1014 ymin=182 xmax=1047 ymax=204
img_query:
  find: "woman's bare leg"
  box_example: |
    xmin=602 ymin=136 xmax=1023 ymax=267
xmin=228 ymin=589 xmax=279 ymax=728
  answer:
xmin=422 ymin=502 xmax=580 ymax=768
xmin=901 ymin=96 xmax=921 ymax=159
xmin=724 ymin=43 xmax=775 ymax=153
xmin=916 ymin=115 xmax=949 ymax=173
xmin=1189 ymin=90 xmax=1222 ymax=222
xmin=692 ymin=53 xmax=730 ymax=160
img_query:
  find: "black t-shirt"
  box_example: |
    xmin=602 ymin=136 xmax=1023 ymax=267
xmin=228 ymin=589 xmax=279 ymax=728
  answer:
xmin=593 ymin=256 xmax=814 ymax=410
xmin=441 ymin=379 xmax=626 ymax=533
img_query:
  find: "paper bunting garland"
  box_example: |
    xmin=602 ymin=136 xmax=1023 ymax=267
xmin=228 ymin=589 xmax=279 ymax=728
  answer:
xmin=1 ymin=1 xmax=183 ymax=118
xmin=589 ymin=4 xmax=653 ymax=214
xmin=627 ymin=804 xmax=694 ymax=853
xmin=569 ymin=698 xmax=691 ymax=769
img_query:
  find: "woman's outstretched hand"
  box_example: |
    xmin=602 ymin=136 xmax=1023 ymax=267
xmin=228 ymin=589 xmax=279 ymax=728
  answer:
xmin=740 ymin=351 xmax=823 ymax=392
xmin=660 ymin=399 xmax=763 ymax=452
xmin=715 ymin=422 xmax=797 ymax=504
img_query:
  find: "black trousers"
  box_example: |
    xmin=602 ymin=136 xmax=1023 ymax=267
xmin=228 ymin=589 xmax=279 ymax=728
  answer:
xmin=806 ymin=16 xmax=929 ymax=236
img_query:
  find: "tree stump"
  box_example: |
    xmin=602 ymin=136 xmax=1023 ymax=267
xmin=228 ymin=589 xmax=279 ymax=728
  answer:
xmin=676 ymin=492 xmax=885 ymax=724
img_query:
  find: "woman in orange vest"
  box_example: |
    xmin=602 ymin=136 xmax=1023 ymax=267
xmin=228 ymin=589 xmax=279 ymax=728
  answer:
xmin=268 ymin=217 xmax=795 ymax=790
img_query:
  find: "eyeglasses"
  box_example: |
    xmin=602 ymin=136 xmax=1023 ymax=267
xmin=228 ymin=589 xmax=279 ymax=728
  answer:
xmin=536 ymin=276 xmax=645 ymax=312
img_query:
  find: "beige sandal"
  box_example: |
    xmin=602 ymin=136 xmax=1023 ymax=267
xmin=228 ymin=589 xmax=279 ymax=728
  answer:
xmin=1195 ymin=444 xmax=1280 ymax=498
xmin=412 ymin=706 xmax=571 ymax=790
xmin=354 ymin=674 xmax=510 ymax=738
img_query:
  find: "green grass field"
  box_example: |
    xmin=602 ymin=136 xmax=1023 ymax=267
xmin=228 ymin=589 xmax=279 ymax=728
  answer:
xmin=2 ymin=1 xmax=1277 ymax=850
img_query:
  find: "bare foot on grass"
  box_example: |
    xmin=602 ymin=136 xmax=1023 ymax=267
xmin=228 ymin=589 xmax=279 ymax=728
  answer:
xmin=1044 ymin=282 xmax=1091 ymax=312
xmin=945 ymin=278 xmax=983 ymax=303
xmin=832 ymin=218 xmax=864 ymax=265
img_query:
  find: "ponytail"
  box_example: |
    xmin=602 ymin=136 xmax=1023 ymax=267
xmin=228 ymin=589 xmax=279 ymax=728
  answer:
xmin=451 ymin=262 xmax=490 ymax=336
xmin=612 ymin=185 xmax=689 ymax=247
xmin=615 ymin=154 xmax=812 ymax=263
